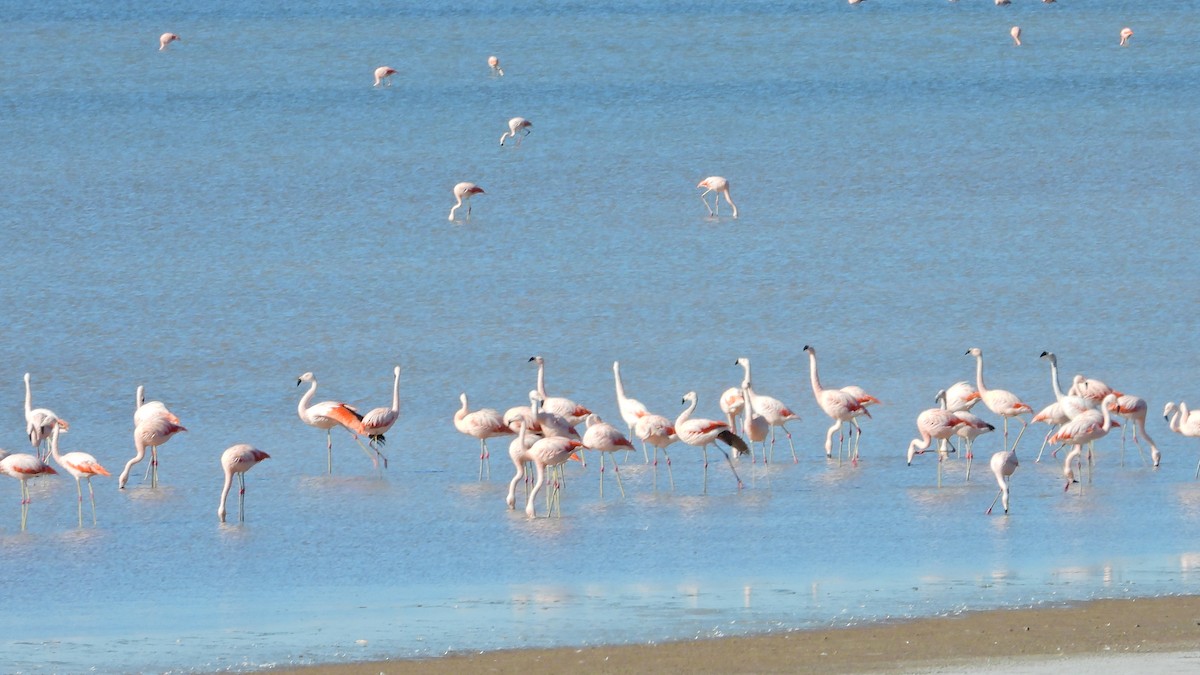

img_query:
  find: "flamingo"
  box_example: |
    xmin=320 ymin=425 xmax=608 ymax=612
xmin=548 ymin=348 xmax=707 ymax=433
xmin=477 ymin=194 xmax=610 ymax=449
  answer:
xmin=120 ymin=414 xmax=187 ymax=489
xmin=933 ymin=389 xmax=994 ymax=481
xmin=612 ymin=361 xmax=649 ymax=459
xmin=676 ymin=391 xmax=746 ymax=490
xmin=987 ymin=445 xmax=1019 ymax=515
xmin=1051 ymin=394 xmax=1119 ymax=490
xmin=454 ymin=392 xmax=515 ymax=480
xmin=943 ymin=381 xmax=981 ymax=413
xmin=488 ymin=55 xmax=504 ymax=76
xmin=159 ymin=33 xmax=180 ymax=50
xmin=505 ymin=421 xmax=538 ymax=510
xmin=634 ymin=413 xmax=677 ymax=489
xmin=47 ymin=425 xmax=109 ymax=527
xmin=995 ymin=0 xmax=1011 ymax=5
xmin=1011 ymin=26 xmax=1022 ymax=46
xmin=296 ymin=372 xmax=369 ymax=475
xmin=504 ymin=392 xmax=544 ymax=436
xmin=966 ymin=348 xmax=1033 ymax=454
xmin=582 ymin=414 xmax=633 ymax=499
xmin=529 ymin=392 xmax=580 ymax=440
xmin=719 ymin=387 xmax=744 ymax=438
xmin=741 ymin=385 xmax=770 ymax=464
xmin=24 ymin=373 xmax=68 ymax=461
xmin=1120 ymin=27 xmax=1133 ymax=46
xmin=135 ymin=385 xmax=181 ymax=427
xmin=360 ymin=365 xmax=401 ymax=469
xmin=1164 ymin=402 xmax=1200 ymax=478
xmin=448 ymin=182 xmax=485 ymax=222
xmin=499 ymin=117 xmax=532 ymax=146
xmin=374 ymin=66 xmax=397 ymax=87
xmin=218 ymin=445 xmax=270 ymax=523
xmin=1031 ymin=401 xmax=1071 ymax=462
xmin=1108 ymin=394 xmax=1160 ymax=467
xmin=529 ymin=356 xmax=591 ymax=424
xmin=735 ymin=357 xmax=801 ymax=463
xmin=906 ymin=399 xmax=963 ymax=487
xmin=801 ymin=347 xmax=870 ymax=463
xmin=0 ymin=452 xmax=56 ymax=531
xmin=1040 ymin=352 xmax=1096 ymax=420
xmin=697 ymin=176 xmax=737 ymax=219
xmin=525 ymin=436 xmax=583 ymax=517
xmin=1069 ymin=373 xmax=1121 ymax=403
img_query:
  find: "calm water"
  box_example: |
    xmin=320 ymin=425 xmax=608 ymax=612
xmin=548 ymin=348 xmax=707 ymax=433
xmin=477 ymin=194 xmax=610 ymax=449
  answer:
xmin=2 ymin=0 xmax=1199 ymax=671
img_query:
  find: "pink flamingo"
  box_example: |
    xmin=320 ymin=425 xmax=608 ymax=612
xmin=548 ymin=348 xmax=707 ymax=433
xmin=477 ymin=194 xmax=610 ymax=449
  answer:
xmin=613 ymin=361 xmax=649 ymax=459
xmin=24 ymin=372 xmax=68 ymax=461
xmin=121 ymin=414 xmax=187 ymax=489
xmin=529 ymin=356 xmax=591 ymax=424
xmin=529 ymin=391 xmax=580 ymax=440
xmin=634 ymin=413 xmax=677 ymax=489
xmin=448 ymin=182 xmax=485 ymax=222
xmin=802 ymin=347 xmax=870 ymax=463
xmin=934 ymin=389 xmax=993 ymax=481
xmin=906 ymin=400 xmax=963 ymax=487
xmin=1164 ymin=402 xmax=1200 ymax=478
xmin=736 ymin=357 xmax=801 ymax=463
xmin=0 ymin=452 xmax=57 ymax=530
xmin=218 ymin=445 xmax=270 ymax=523
xmin=840 ymin=384 xmax=881 ymax=459
xmin=488 ymin=55 xmax=504 ymax=76
xmin=943 ymin=381 xmax=981 ymax=413
xmin=1040 ymin=352 xmax=1096 ymax=420
xmin=697 ymin=176 xmax=738 ymax=219
xmin=500 ymin=117 xmax=532 ymax=146
xmin=1120 ymin=27 xmax=1133 ymax=46
xmin=966 ymin=348 xmax=1033 ymax=454
xmin=374 ymin=66 xmax=397 ymax=87
xmin=297 ymin=372 xmax=369 ymax=475
xmin=987 ymin=445 xmax=1018 ymax=514
xmin=360 ymin=366 xmax=401 ymax=469
xmin=503 ymin=392 xmax=544 ymax=436
xmin=1108 ymin=394 xmax=1159 ymax=467
xmin=1051 ymin=393 xmax=1119 ymax=490
xmin=719 ymin=387 xmax=744 ymax=438
xmin=48 ymin=425 xmax=110 ymax=527
xmin=159 ymin=33 xmax=180 ymax=50
xmin=454 ymin=392 xmax=515 ymax=480
xmin=582 ymin=414 xmax=634 ymax=499
xmin=741 ymin=385 xmax=770 ymax=464
xmin=135 ymin=385 xmax=181 ymax=427
xmin=505 ymin=421 xmax=538 ymax=510
xmin=1069 ymin=373 xmax=1121 ymax=403
xmin=525 ymin=436 xmax=583 ymax=517
xmin=1031 ymin=401 xmax=1070 ymax=462
xmin=676 ymin=391 xmax=746 ymax=490
xmin=1011 ymin=26 xmax=1022 ymax=46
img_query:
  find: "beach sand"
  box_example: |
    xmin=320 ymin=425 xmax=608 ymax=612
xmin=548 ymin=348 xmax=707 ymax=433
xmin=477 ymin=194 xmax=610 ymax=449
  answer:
xmin=279 ymin=595 xmax=1200 ymax=674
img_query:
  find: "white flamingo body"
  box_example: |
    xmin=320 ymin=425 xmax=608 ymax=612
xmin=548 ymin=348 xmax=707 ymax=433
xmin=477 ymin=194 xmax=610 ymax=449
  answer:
xmin=801 ymin=347 xmax=869 ymax=461
xmin=488 ymin=55 xmax=504 ymax=76
xmin=505 ymin=422 xmax=538 ymax=510
xmin=719 ymin=387 xmax=745 ymax=435
xmin=500 ymin=117 xmax=532 ymax=146
xmin=1010 ymin=26 xmax=1021 ymax=46
xmin=120 ymin=414 xmax=187 ymax=489
xmin=612 ymin=361 xmax=648 ymax=435
xmin=218 ymin=444 xmax=270 ymax=523
xmin=297 ymin=372 xmax=367 ymax=474
xmin=906 ymin=407 xmax=962 ymax=466
xmin=24 ymin=373 xmax=67 ymax=459
xmin=525 ymin=437 xmax=583 ymax=517
xmin=582 ymin=414 xmax=633 ymax=498
xmin=48 ymin=426 xmax=109 ymax=526
xmin=943 ymin=381 xmax=981 ymax=413
xmin=1069 ymin=373 xmax=1120 ymax=403
xmin=1051 ymin=394 xmax=1119 ymax=488
xmin=635 ymin=413 xmax=678 ymax=487
xmin=1120 ymin=27 xmax=1133 ymax=46
xmin=1164 ymin=402 xmax=1200 ymax=478
xmin=988 ymin=447 xmax=1019 ymax=514
xmin=455 ymin=392 xmax=515 ymax=480
xmin=966 ymin=348 xmax=1033 ymax=453
xmin=0 ymin=452 xmax=57 ymax=530
xmin=448 ymin=182 xmax=485 ymax=221
xmin=529 ymin=356 xmax=591 ymax=425
xmin=741 ymin=386 xmax=770 ymax=462
xmin=1040 ymin=352 xmax=1097 ymax=420
xmin=134 ymin=385 xmax=181 ymax=428
xmin=360 ymin=366 xmax=401 ymax=468
xmin=1108 ymin=394 xmax=1159 ymax=467
xmin=676 ymin=391 xmax=745 ymax=489
xmin=697 ymin=176 xmax=737 ymax=218
xmin=373 ymin=66 xmax=397 ymax=87
xmin=159 ymin=33 xmax=180 ymax=50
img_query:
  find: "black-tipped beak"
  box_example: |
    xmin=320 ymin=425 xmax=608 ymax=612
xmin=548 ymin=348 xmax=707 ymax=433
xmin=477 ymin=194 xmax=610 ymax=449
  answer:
xmin=296 ymin=379 xmax=302 ymax=386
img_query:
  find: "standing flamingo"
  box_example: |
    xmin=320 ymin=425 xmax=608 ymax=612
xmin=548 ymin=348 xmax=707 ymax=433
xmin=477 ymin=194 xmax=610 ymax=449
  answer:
xmin=1109 ymin=394 xmax=1160 ymax=467
xmin=297 ymin=372 xmax=369 ymax=475
xmin=504 ymin=391 xmax=545 ymax=436
xmin=0 ymin=452 xmax=56 ymax=530
xmin=1051 ymin=394 xmax=1119 ymax=490
xmin=1069 ymin=373 xmax=1120 ymax=403
xmin=506 ymin=421 xmax=538 ymax=510
xmin=1040 ymin=352 xmax=1096 ymax=420
xmin=48 ymin=426 xmax=110 ymax=527
xmin=529 ymin=391 xmax=580 ymax=440
xmin=719 ymin=387 xmax=745 ymax=439
xmin=454 ymin=392 xmax=515 ymax=480
xmin=488 ymin=55 xmax=504 ymax=76
xmin=697 ymin=176 xmax=738 ymax=219
xmin=906 ymin=399 xmax=963 ymax=487
xmin=987 ymin=445 xmax=1019 ymax=515
xmin=1164 ymin=402 xmax=1200 ymax=478
xmin=613 ymin=361 xmax=649 ymax=460
xmin=736 ymin=357 xmax=801 ymax=463
xmin=934 ymin=389 xmax=994 ymax=481
xmin=218 ymin=445 xmax=270 ymax=523
xmin=121 ymin=414 xmax=188 ymax=489
xmin=1120 ymin=27 xmax=1133 ymax=46
xmin=943 ymin=381 xmax=981 ymax=413
xmin=676 ymin=391 xmax=746 ymax=490
xmin=24 ymin=373 xmax=68 ymax=461
xmin=529 ymin=356 xmax=591 ymax=424
xmin=741 ymin=385 xmax=770 ymax=464
xmin=374 ymin=66 xmax=397 ymax=87
xmin=634 ymin=413 xmax=677 ymax=489
xmin=582 ymin=414 xmax=633 ymax=499
xmin=159 ymin=33 xmax=180 ymax=50
xmin=966 ymin=348 xmax=1033 ymax=454
xmin=525 ymin=436 xmax=583 ymax=517
xmin=1031 ymin=401 xmax=1071 ymax=462
xmin=1010 ymin=26 xmax=1022 ymax=46
xmin=135 ymin=385 xmax=181 ymax=428
xmin=360 ymin=365 xmax=401 ymax=469
xmin=801 ymin=347 xmax=870 ymax=463
xmin=448 ymin=182 xmax=485 ymax=221
xmin=499 ymin=117 xmax=532 ymax=146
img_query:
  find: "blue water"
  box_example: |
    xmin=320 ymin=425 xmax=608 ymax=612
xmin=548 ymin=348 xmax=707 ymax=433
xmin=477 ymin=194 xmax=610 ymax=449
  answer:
xmin=2 ymin=0 xmax=1200 ymax=671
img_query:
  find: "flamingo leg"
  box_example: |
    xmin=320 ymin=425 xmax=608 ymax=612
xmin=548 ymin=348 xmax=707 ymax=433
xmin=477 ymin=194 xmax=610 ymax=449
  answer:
xmin=75 ymin=477 xmax=84 ymax=527
xmin=611 ymin=453 xmax=626 ymax=499
xmin=20 ymin=481 xmax=29 ymax=531
xmin=702 ymin=445 xmax=709 ymax=493
xmin=700 ymin=191 xmax=715 ymax=216
xmin=352 ymin=435 xmax=379 ymax=472
xmin=151 ymin=447 xmax=159 ymax=489
xmin=986 ymin=487 xmax=1003 ymax=515
xmin=87 ymin=477 xmax=98 ymax=525
xmin=1036 ymin=429 xmax=1053 ymax=463
xmin=598 ymin=453 xmax=605 ymax=500
xmin=937 ymin=452 xmax=943 ymax=488
xmin=238 ymin=472 xmax=246 ymax=523
xmin=784 ymin=426 xmax=798 ymax=464
xmin=1194 ymin=455 xmax=1200 ymax=480
xmin=326 ymin=430 xmax=334 ymax=475
xmin=142 ymin=449 xmax=154 ymax=481
xmin=715 ymin=446 xmax=743 ymax=490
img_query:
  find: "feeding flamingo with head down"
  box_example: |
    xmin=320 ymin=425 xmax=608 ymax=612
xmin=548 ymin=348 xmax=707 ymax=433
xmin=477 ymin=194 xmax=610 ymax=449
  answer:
xmin=218 ymin=444 xmax=270 ymax=523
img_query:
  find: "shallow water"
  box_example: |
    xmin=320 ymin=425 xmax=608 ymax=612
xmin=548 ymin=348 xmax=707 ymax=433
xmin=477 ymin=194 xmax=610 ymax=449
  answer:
xmin=1 ymin=0 xmax=1199 ymax=671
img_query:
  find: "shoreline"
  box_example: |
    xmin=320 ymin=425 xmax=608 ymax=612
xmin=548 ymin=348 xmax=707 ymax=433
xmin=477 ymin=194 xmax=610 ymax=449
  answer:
xmin=277 ymin=595 xmax=1200 ymax=674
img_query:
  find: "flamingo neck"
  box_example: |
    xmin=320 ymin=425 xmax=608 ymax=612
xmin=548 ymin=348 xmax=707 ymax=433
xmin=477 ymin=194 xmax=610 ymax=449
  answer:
xmin=1047 ymin=357 xmax=1066 ymax=402
xmin=675 ymin=397 xmax=697 ymax=429
xmin=299 ymin=379 xmax=318 ymax=418
xmin=536 ymin=361 xmax=548 ymax=398
xmin=974 ymin=355 xmax=988 ymax=395
xmin=391 ymin=371 xmax=401 ymax=413
xmin=24 ymin=376 xmax=32 ymax=415
xmin=808 ymin=352 xmax=824 ymax=397
xmin=613 ymin=363 xmax=627 ymax=401
xmin=723 ymin=189 xmax=738 ymax=218
xmin=137 ymin=385 xmax=145 ymax=409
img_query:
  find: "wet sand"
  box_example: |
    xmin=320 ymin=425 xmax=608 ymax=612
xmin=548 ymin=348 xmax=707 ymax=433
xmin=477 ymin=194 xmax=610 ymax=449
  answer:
xmin=279 ymin=595 xmax=1200 ymax=674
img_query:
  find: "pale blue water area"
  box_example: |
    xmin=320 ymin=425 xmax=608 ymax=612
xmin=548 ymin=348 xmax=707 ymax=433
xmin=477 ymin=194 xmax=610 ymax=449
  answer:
xmin=1 ymin=0 xmax=1199 ymax=671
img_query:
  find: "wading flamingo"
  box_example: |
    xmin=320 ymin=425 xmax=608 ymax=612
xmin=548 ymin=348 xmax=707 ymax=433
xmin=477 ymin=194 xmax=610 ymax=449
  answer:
xmin=741 ymin=385 xmax=770 ymax=464
xmin=297 ymin=372 xmax=369 ymax=475
xmin=736 ymin=357 xmax=801 ymax=463
xmin=448 ymin=182 xmax=485 ymax=222
xmin=529 ymin=356 xmax=591 ymax=424
xmin=121 ymin=414 xmax=187 ymax=489
xmin=374 ymin=66 xmax=397 ymax=87
xmin=529 ymin=391 xmax=580 ymax=440
xmin=454 ymin=392 xmax=515 ymax=480
xmin=906 ymin=398 xmax=963 ymax=487
xmin=582 ymin=414 xmax=633 ymax=499
xmin=218 ymin=444 xmax=270 ymax=523
xmin=966 ymin=348 xmax=1033 ymax=454
xmin=987 ymin=445 xmax=1018 ymax=515
xmin=500 ymin=117 xmax=532 ymax=146
xmin=525 ymin=436 xmax=583 ymax=517
xmin=934 ymin=389 xmax=994 ymax=481
xmin=48 ymin=426 xmax=109 ymax=527
xmin=801 ymin=347 xmax=870 ymax=463
xmin=360 ymin=365 xmax=401 ymax=469
xmin=1164 ymin=402 xmax=1200 ymax=478
xmin=1040 ymin=352 xmax=1096 ymax=420
xmin=840 ymin=384 xmax=881 ymax=458
xmin=719 ymin=387 xmax=744 ymax=438
xmin=488 ymin=55 xmax=504 ymax=76
xmin=634 ymin=413 xmax=677 ymax=489
xmin=1120 ymin=27 xmax=1133 ymax=46
xmin=1108 ymin=394 xmax=1159 ymax=466
xmin=24 ymin=373 xmax=68 ymax=461
xmin=1011 ymin=26 xmax=1022 ymax=46
xmin=504 ymin=392 xmax=544 ymax=436
xmin=1032 ymin=401 xmax=1070 ymax=462
xmin=676 ymin=391 xmax=746 ymax=491
xmin=1051 ymin=393 xmax=1119 ymax=490
xmin=943 ymin=381 xmax=981 ymax=413
xmin=697 ymin=176 xmax=737 ymax=219
xmin=613 ymin=361 xmax=648 ymax=459
xmin=1069 ymin=373 xmax=1120 ymax=403
xmin=506 ymin=421 xmax=538 ymax=510
xmin=159 ymin=33 xmax=180 ymax=50
xmin=0 ymin=452 xmax=56 ymax=531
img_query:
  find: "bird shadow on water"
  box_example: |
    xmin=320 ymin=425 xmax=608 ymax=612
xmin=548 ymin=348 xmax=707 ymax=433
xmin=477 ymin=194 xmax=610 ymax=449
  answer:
xmin=120 ymin=485 xmax=185 ymax=503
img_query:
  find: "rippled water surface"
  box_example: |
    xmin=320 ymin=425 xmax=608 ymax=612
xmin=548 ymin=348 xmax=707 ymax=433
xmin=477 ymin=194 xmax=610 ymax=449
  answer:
xmin=2 ymin=0 xmax=1199 ymax=671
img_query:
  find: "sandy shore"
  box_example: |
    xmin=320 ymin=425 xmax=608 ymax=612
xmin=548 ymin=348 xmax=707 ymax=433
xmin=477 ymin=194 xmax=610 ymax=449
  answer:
xmin=278 ymin=595 xmax=1200 ymax=674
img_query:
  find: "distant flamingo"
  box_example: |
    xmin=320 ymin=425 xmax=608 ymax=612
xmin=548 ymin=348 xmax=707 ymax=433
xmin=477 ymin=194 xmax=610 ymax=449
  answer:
xmin=499 ymin=117 xmax=532 ymax=146
xmin=218 ymin=444 xmax=270 ymax=523
xmin=1108 ymin=394 xmax=1159 ymax=466
xmin=1120 ymin=27 xmax=1133 ymax=46
xmin=741 ymin=385 xmax=770 ymax=464
xmin=121 ymin=414 xmax=187 ymax=489
xmin=0 ymin=452 xmax=56 ymax=530
xmin=966 ymin=348 xmax=1033 ymax=453
xmin=525 ymin=436 xmax=583 ymax=517
xmin=506 ymin=421 xmax=538 ymax=510
xmin=296 ymin=371 xmax=369 ymax=475
xmin=1040 ymin=352 xmax=1096 ymax=420
xmin=488 ymin=55 xmax=504 ymax=76
xmin=24 ymin=373 xmax=68 ymax=461
xmin=454 ymin=392 xmax=515 ymax=480
xmin=612 ymin=361 xmax=649 ymax=460
xmin=676 ymin=391 xmax=746 ymax=490
xmin=801 ymin=347 xmax=870 ymax=463
xmin=634 ymin=413 xmax=677 ymax=489
xmin=374 ymin=66 xmax=397 ymax=87
xmin=987 ymin=445 xmax=1018 ymax=515
xmin=736 ymin=357 xmax=801 ymax=463
xmin=697 ymin=176 xmax=738 ymax=219
xmin=360 ymin=365 xmax=401 ymax=469
xmin=529 ymin=356 xmax=591 ymax=424
xmin=1164 ymin=402 xmax=1200 ymax=478
xmin=48 ymin=425 xmax=110 ymax=527
xmin=1051 ymin=393 xmax=1119 ymax=490
xmin=905 ymin=400 xmax=963 ymax=487
xmin=582 ymin=414 xmax=633 ymax=499
xmin=995 ymin=0 xmax=1011 ymax=5
xmin=448 ymin=182 xmax=485 ymax=222
xmin=159 ymin=33 xmax=180 ymax=50
xmin=1011 ymin=26 xmax=1022 ymax=45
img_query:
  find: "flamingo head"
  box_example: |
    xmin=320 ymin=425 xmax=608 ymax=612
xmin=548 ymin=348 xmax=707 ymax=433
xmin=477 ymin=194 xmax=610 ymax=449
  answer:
xmin=297 ymin=371 xmax=315 ymax=386
xmin=966 ymin=347 xmax=982 ymax=357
